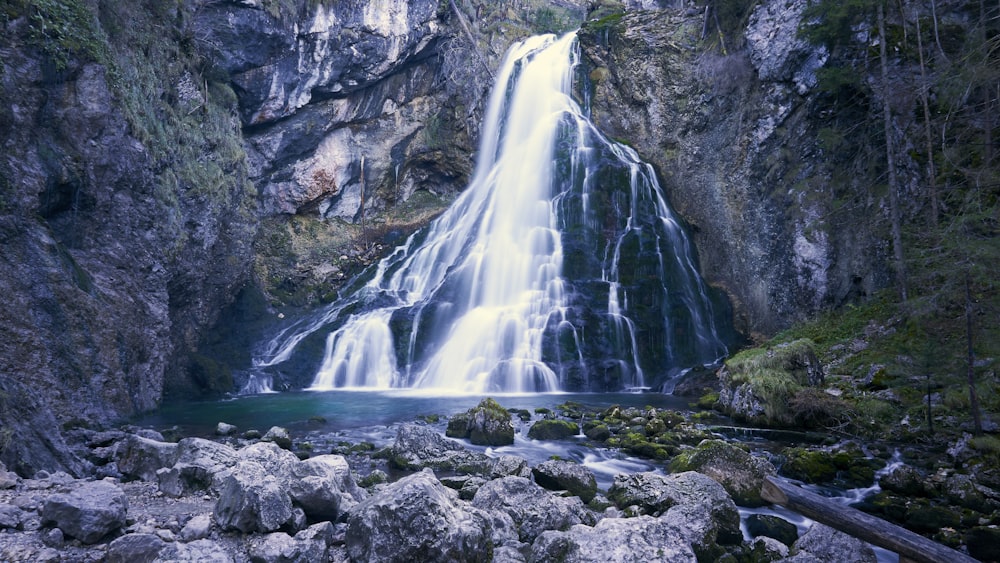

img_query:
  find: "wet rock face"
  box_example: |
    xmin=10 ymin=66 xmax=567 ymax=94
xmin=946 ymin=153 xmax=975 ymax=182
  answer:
xmin=579 ymin=1 xmax=889 ymax=336
xmin=195 ymin=0 xmax=442 ymax=127
xmin=0 ymin=14 xmax=254 ymax=472
xmin=193 ymin=0 xmax=474 ymax=220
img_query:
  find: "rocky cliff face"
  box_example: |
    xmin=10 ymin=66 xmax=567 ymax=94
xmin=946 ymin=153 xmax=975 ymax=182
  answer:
xmin=0 ymin=0 xmax=911 ymax=475
xmin=0 ymin=1 xmax=256 ymax=474
xmin=580 ymin=2 xmax=892 ymax=337
xmin=0 ymin=0 xmax=586 ymax=475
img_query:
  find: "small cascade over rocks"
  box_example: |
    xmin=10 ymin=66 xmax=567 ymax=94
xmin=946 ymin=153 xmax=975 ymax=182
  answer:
xmin=253 ymin=32 xmax=730 ymax=393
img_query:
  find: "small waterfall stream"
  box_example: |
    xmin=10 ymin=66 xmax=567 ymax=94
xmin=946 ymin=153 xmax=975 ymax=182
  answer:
xmin=252 ymin=32 xmax=730 ymax=394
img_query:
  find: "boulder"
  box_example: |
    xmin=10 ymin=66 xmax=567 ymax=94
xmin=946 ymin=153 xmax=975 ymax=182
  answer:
xmin=262 ymin=426 xmax=293 ymax=450
xmin=531 ymin=515 xmax=698 ymax=562
xmin=943 ymin=473 xmax=998 ymax=512
xmin=216 ymin=422 xmax=238 ymax=436
xmin=668 ymin=439 xmax=776 ymax=506
xmin=237 ymin=441 xmax=301 ymax=478
xmin=179 ymin=513 xmax=213 ymax=542
xmin=527 ymin=419 xmax=579 ymax=441
xmin=747 ymin=536 xmax=790 ymax=561
xmin=472 ymin=476 xmax=595 ymax=543
xmin=115 ymin=435 xmax=179 ymax=482
xmin=966 ymin=526 xmax=1000 ymax=563
xmin=490 ymin=455 xmax=531 ymax=479
xmin=288 ymin=454 xmax=366 ymax=520
xmin=248 ymin=522 xmax=335 ymax=563
xmin=0 ymin=467 xmax=21 ymax=489
xmin=388 ymin=423 xmax=489 ymax=472
xmin=346 ymin=468 xmax=493 ymax=563
xmin=158 ymin=539 xmax=235 ymax=562
xmin=607 ymin=471 xmax=741 ymax=549
xmin=746 ymin=513 xmax=799 ymax=547
xmin=0 ymin=505 xmax=23 ymax=529
xmin=440 ymin=474 xmax=488 ymax=500
xmin=531 ymin=460 xmax=598 ymax=503
xmin=878 ymin=464 xmax=927 ymax=496
xmin=156 ymin=437 xmax=238 ymax=497
xmin=105 ymin=533 xmax=167 ymax=563
xmin=40 ymin=480 xmax=128 ymax=544
xmin=446 ymin=398 xmax=515 ymax=446
xmin=789 ymin=523 xmax=876 ymax=563
xmin=214 ymin=460 xmax=294 ymax=533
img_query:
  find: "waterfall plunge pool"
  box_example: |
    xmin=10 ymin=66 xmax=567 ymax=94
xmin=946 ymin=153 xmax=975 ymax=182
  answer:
xmin=137 ymin=390 xmax=898 ymax=562
xmin=139 ymin=390 xmax=690 ymax=441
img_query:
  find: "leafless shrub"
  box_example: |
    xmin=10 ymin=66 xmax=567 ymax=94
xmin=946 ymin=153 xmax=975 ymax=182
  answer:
xmin=695 ymin=51 xmax=755 ymax=96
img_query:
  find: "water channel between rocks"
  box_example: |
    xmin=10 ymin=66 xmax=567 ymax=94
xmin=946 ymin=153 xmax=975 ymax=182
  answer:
xmin=139 ymin=390 xmax=899 ymax=562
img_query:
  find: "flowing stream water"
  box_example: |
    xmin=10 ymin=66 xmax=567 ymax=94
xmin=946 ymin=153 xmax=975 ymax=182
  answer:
xmin=248 ymin=32 xmax=730 ymax=395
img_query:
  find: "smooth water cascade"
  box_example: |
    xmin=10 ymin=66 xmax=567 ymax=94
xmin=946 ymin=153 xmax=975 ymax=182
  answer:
xmin=252 ymin=32 xmax=730 ymax=394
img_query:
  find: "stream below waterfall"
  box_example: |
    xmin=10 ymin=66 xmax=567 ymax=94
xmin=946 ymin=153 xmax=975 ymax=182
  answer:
xmin=139 ymin=390 xmax=899 ymax=562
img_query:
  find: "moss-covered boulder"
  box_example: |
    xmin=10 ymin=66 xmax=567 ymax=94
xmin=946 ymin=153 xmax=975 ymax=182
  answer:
xmin=669 ymin=439 xmax=776 ymax=507
xmin=780 ymin=445 xmax=885 ymax=488
xmin=904 ymin=504 xmax=961 ymax=533
xmin=965 ymin=526 xmax=1000 ymax=562
xmin=717 ymin=339 xmax=823 ymax=426
xmin=446 ymin=398 xmax=514 ymax=447
xmin=583 ymin=422 xmax=611 ymax=442
xmin=527 ymin=419 xmax=578 ymax=441
xmin=779 ymin=448 xmax=838 ymax=484
xmin=745 ymin=514 xmax=799 ymax=547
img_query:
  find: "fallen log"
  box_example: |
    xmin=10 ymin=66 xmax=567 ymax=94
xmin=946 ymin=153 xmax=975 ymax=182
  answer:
xmin=761 ymin=476 xmax=978 ymax=563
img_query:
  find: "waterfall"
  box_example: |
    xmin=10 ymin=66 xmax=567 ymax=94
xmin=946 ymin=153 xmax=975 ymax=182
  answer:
xmin=252 ymin=32 xmax=729 ymax=394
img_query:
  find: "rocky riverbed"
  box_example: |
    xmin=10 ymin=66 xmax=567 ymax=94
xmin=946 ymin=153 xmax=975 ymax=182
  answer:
xmin=0 ymin=399 xmax=908 ymax=563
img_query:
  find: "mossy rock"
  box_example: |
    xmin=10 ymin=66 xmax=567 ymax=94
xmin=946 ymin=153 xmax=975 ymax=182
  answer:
xmin=510 ymin=408 xmax=531 ymax=422
xmin=188 ymin=353 xmax=234 ymax=396
xmin=780 ymin=448 xmax=837 ymax=484
xmin=446 ymin=398 xmax=514 ymax=446
xmin=557 ymin=401 xmax=585 ymax=419
xmin=695 ymin=391 xmax=720 ymax=410
xmin=966 ymin=526 xmax=1000 ymax=562
xmin=858 ymin=491 xmax=909 ymax=523
xmin=669 ymin=439 xmax=776 ymax=507
xmin=659 ymin=410 xmax=686 ymax=428
xmin=583 ymin=423 xmax=611 ymax=442
xmin=644 ymin=417 xmax=667 ymax=437
xmin=620 ymin=432 xmax=671 ymax=459
xmin=527 ymin=419 xmax=578 ymax=441
xmin=905 ymin=504 xmax=961 ymax=533
xmin=745 ymin=514 xmax=798 ymax=547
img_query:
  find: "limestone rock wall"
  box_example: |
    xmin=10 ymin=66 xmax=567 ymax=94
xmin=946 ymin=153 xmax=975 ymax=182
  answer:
xmin=580 ymin=2 xmax=891 ymax=337
xmin=0 ymin=2 xmax=255 ymax=474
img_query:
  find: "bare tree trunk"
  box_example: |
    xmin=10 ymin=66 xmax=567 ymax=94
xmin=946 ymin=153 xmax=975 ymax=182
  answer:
xmin=913 ymin=1 xmax=939 ymax=224
xmin=448 ymin=0 xmax=494 ymax=80
xmin=359 ymin=155 xmax=368 ymax=249
xmin=930 ymin=0 xmax=948 ymax=61
xmin=966 ymin=271 xmax=983 ymax=435
xmin=926 ymin=371 xmax=934 ymax=434
xmin=878 ymin=1 xmax=909 ymax=301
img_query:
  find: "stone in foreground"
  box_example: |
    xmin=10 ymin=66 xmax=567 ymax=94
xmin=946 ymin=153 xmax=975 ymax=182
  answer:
xmin=40 ymin=480 xmax=128 ymax=544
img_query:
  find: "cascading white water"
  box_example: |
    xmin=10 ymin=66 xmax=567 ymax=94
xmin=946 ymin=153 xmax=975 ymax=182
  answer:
xmin=251 ymin=32 xmax=729 ymax=394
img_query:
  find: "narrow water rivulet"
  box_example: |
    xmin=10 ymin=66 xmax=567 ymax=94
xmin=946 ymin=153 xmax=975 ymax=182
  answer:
xmin=251 ymin=32 xmax=731 ymax=394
